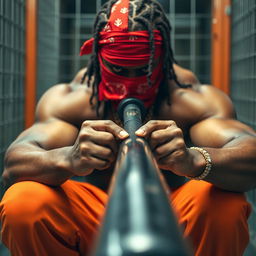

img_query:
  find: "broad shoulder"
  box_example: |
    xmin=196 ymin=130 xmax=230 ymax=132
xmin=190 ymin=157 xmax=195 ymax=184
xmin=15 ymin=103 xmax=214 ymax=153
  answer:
xmin=36 ymin=68 xmax=100 ymax=127
xmin=189 ymin=84 xmax=235 ymax=119
xmin=173 ymin=64 xmax=200 ymax=85
xmin=161 ymin=82 xmax=236 ymax=128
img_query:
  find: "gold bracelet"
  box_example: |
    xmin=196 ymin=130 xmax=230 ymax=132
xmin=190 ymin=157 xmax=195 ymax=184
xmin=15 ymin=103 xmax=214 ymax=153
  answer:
xmin=187 ymin=147 xmax=212 ymax=180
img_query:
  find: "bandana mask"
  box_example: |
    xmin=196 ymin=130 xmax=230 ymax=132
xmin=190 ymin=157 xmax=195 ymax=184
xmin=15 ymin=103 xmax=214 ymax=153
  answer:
xmin=98 ymin=57 xmax=163 ymax=108
xmin=80 ymin=0 xmax=164 ymax=108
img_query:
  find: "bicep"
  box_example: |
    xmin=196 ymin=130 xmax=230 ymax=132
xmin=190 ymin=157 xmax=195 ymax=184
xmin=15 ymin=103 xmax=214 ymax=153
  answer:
xmin=15 ymin=119 xmax=79 ymax=150
xmin=189 ymin=118 xmax=256 ymax=148
xmin=20 ymin=84 xmax=79 ymax=149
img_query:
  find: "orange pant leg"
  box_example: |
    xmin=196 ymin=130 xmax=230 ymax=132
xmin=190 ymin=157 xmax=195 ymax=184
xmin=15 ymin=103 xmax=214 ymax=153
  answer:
xmin=171 ymin=180 xmax=252 ymax=256
xmin=1 ymin=179 xmax=251 ymax=256
xmin=0 ymin=180 xmax=107 ymax=256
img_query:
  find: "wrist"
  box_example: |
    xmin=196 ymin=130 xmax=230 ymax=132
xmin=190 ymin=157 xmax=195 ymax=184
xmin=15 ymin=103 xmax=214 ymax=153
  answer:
xmin=48 ymin=147 xmax=75 ymax=176
xmin=61 ymin=146 xmax=94 ymax=176
xmin=187 ymin=147 xmax=212 ymax=180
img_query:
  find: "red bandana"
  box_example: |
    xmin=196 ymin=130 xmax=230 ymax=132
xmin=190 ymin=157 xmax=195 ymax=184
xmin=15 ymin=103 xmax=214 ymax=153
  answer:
xmin=80 ymin=0 xmax=164 ymax=108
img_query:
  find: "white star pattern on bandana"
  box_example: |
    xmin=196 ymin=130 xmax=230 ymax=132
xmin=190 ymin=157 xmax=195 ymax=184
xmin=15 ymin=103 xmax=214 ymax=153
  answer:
xmin=111 ymin=5 xmax=117 ymax=13
xmin=103 ymin=24 xmax=111 ymax=32
xmin=114 ymin=18 xmax=123 ymax=27
xmin=120 ymin=7 xmax=128 ymax=14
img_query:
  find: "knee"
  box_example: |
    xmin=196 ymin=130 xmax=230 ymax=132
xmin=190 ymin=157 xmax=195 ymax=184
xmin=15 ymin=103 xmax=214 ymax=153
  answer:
xmin=0 ymin=181 xmax=57 ymax=227
xmin=189 ymin=182 xmax=251 ymax=226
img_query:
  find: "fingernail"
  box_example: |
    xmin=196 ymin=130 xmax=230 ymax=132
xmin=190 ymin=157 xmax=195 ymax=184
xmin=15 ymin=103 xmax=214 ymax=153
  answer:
xmin=119 ymin=130 xmax=129 ymax=138
xmin=135 ymin=129 xmax=145 ymax=136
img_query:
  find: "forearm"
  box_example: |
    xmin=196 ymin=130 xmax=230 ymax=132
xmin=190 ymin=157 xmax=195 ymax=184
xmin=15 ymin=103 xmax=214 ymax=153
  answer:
xmin=196 ymin=137 xmax=256 ymax=192
xmin=2 ymin=144 xmax=75 ymax=188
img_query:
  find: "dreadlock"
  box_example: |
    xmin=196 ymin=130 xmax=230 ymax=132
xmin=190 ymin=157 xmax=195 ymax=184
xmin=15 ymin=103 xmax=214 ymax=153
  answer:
xmin=82 ymin=0 xmax=186 ymax=116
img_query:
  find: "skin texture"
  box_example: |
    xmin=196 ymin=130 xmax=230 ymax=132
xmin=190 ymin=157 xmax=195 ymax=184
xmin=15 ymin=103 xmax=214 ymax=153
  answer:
xmin=2 ymin=64 xmax=256 ymax=193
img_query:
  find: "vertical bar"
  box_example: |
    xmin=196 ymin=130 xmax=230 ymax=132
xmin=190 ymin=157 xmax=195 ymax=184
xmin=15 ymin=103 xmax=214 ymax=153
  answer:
xmin=211 ymin=0 xmax=231 ymax=94
xmin=0 ymin=0 xmax=3 ymax=167
xmin=97 ymin=0 xmax=101 ymax=12
xmin=190 ymin=0 xmax=196 ymax=72
xmin=25 ymin=0 xmax=37 ymax=128
xmin=10 ymin=0 xmax=14 ymax=141
xmin=75 ymin=0 xmax=81 ymax=72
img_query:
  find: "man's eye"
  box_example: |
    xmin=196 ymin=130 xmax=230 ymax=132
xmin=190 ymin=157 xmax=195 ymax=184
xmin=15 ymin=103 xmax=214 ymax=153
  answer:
xmin=112 ymin=66 xmax=123 ymax=73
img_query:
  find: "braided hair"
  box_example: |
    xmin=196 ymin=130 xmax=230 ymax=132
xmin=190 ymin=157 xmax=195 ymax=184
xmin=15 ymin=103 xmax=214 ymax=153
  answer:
xmin=82 ymin=0 xmax=183 ymax=116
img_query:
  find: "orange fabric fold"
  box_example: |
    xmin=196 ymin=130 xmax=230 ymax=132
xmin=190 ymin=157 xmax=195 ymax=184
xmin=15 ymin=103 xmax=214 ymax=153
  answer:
xmin=0 ymin=180 xmax=251 ymax=256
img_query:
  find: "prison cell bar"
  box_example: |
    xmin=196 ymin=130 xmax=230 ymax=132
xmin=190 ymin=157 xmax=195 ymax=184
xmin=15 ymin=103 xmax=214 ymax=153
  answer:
xmin=25 ymin=0 xmax=37 ymax=128
xmin=211 ymin=0 xmax=231 ymax=94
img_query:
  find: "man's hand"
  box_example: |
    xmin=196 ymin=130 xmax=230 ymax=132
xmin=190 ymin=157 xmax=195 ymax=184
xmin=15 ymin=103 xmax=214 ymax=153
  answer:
xmin=68 ymin=120 xmax=129 ymax=176
xmin=135 ymin=120 xmax=202 ymax=177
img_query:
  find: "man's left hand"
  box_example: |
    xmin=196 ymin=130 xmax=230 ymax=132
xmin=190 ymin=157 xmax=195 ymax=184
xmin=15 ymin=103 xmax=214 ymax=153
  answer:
xmin=135 ymin=120 xmax=200 ymax=177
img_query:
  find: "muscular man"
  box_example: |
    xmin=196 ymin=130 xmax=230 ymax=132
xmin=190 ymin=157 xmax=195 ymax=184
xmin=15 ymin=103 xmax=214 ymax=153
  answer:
xmin=1 ymin=0 xmax=256 ymax=255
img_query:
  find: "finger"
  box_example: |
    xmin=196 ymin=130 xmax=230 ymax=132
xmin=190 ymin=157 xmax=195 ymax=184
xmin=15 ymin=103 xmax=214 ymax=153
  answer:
xmin=80 ymin=128 xmax=119 ymax=154
xmin=154 ymin=138 xmax=186 ymax=160
xmin=80 ymin=141 xmax=116 ymax=162
xmin=82 ymin=120 xmax=129 ymax=139
xmin=149 ymin=125 xmax=183 ymax=150
xmin=149 ymin=129 xmax=172 ymax=150
xmin=135 ymin=120 xmax=176 ymax=137
xmin=81 ymin=155 xmax=111 ymax=170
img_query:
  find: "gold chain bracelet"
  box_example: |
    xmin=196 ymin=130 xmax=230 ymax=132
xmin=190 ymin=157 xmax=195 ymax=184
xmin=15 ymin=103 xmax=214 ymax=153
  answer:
xmin=187 ymin=147 xmax=212 ymax=180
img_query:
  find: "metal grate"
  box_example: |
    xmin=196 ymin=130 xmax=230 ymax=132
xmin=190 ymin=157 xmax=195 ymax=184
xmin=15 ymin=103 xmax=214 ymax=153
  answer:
xmin=0 ymin=0 xmax=26 ymax=197
xmin=0 ymin=1 xmax=25 ymax=254
xmin=231 ymin=0 xmax=256 ymax=254
xmin=37 ymin=0 xmax=60 ymax=100
xmin=169 ymin=0 xmax=212 ymax=84
xmin=58 ymin=0 xmax=97 ymax=83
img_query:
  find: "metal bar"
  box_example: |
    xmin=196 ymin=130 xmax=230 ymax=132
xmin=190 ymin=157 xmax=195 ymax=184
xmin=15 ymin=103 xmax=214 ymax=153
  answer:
xmin=211 ymin=0 xmax=231 ymax=94
xmin=75 ymin=0 xmax=81 ymax=73
xmin=25 ymin=0 xmax=37 ymax=128
xmin=190 ymin=0 xmax=196 ymax=72
xmin=92 ymin=99 xmax=191 ymax=256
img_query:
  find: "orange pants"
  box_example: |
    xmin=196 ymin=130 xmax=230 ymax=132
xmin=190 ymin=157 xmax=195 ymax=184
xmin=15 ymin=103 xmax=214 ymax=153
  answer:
xmin=0 ymin=180 xmax=251 ymax=256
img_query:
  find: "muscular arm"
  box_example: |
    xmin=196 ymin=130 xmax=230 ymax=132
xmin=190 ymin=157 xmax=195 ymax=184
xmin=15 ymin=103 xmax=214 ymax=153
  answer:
xmin=136 ymin=85 xmax=256 ymax=192
xmin=2 ymin=84 xmax=81 ymax=188
xmin=189 ymin=86 xmax=256 ymax=192
xmin=2 ymin=79 xmax=128 ymax=189
xmin=3 ymin=118 xmax=79 ymax=187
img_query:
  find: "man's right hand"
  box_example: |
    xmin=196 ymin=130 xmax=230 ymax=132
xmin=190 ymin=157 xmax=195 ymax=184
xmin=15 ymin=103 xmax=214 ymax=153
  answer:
xmin=68 ymin=120 xmax=129 ymax=176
